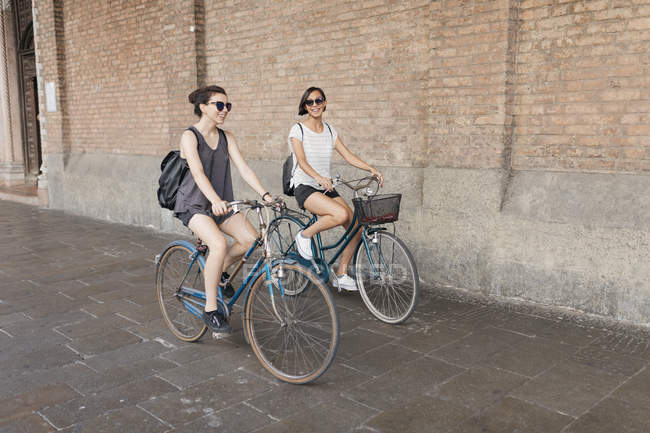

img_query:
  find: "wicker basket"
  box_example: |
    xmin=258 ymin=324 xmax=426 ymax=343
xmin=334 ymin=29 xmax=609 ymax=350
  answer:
xmin=352 ymin=194 xmax=401 ymax=225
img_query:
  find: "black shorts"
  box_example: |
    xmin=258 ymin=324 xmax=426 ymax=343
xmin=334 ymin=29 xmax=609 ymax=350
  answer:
xmin=175 ymin=208 xmax=234 ymax=227
xmin=294 ymin=184 xmax=340 ymax=209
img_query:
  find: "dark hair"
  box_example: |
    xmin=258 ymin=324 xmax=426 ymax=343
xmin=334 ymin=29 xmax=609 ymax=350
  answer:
xmin=188 ymin=85 xmax=227 ymax=117
xmin=298 ymin=86 xmax=326 ymax=115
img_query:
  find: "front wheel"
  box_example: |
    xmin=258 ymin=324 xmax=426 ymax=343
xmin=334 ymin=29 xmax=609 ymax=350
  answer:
xmin=245 ymin=262 xmax=339 ymax=384
xmin=354 ymin=231 xmax=419 ymax=324
xmin=267 ymin=214 xmax=305 ymax=257
xmin=266 ymin=215 xmax=312 ymax=294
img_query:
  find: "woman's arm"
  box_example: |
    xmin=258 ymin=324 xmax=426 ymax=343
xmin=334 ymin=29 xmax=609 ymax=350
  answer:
xmin=291 ymin=137 xmax=333 ymax=191
xmin=334 ymin=137 xmax=384 ymax=186
xmin=180 ymin=130 xmax=229 ymax=214
xmin=226 ymin=131 xmax=273 ymax=202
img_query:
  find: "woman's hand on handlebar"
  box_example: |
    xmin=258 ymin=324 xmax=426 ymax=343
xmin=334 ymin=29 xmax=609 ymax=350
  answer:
xmin=266 ymin=195 xmax=285 ymax=208
xmin=211 ymin=199 xmax=229 ymax=215
xmin=262 ymin=192 xmax=275 ymax=204
xmin=316 ymin=175 xmax=334 ymax=192
xmin=370 ymin=168 xmax=384 ymax=187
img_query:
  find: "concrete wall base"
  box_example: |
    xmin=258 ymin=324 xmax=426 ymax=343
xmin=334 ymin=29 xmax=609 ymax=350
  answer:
xmin=45 ymin=151 xmax=650 ymax=325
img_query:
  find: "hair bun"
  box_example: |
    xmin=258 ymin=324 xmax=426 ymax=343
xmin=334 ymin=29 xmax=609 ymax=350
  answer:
xmin=188 ymin=90 xmax=198 ymax=104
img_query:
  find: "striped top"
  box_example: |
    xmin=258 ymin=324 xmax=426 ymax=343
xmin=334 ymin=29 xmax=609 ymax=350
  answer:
xmin=287 ymin=122 xmax=338 ymax=190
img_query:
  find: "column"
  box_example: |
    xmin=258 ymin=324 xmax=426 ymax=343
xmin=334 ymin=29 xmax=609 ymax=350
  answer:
xmin=0 ymin=0 xmax=23 ymax=185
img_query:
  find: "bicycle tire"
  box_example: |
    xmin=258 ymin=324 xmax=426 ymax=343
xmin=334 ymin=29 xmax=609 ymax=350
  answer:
xmin=156 ymin=243 xmax=208 ymax=342
xmin=245 ymin=262 xmax=339 ymax=384
xmin=354 ymin=231 xmax=419 ymax=324
xmin=267 ymin=214 xmax=305 ymax=257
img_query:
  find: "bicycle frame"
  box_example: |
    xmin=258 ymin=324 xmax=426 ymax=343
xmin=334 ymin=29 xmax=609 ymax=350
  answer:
xmin=173 ymin=233 xmax=285 ymax=321
xmin=311 ymin=207 xmax=362 ymax=266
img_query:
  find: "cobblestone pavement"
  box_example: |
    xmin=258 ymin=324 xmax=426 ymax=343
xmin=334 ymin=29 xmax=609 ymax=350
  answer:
xmin=1 ymin=200 xmax=649 ymax=433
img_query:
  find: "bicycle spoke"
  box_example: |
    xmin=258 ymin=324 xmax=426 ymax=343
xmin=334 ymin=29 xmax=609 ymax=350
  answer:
xmin=246 ymin=263 xmax=338 ymax=384
xmin=355 ymin=232 xmax=419 ymax=324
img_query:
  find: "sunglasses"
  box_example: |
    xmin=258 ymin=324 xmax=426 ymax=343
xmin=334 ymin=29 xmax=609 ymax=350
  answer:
xmin=207 ymin=101 xmax=232 ymax=111
xmin=304 ymin=98 xmax=325 ymax=106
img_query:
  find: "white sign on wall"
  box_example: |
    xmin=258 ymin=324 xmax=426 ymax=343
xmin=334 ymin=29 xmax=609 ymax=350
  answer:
xmin=45 ymin=82 xmax=56 ymax=112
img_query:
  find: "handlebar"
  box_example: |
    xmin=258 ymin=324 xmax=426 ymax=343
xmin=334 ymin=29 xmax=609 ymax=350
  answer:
xmin=226 ymin=197 xmax=285 ymax=214
xmin=332 ymin=175 xmax=380 ymax=197
xmin=224 ymin=197 xmax=285 ymax=240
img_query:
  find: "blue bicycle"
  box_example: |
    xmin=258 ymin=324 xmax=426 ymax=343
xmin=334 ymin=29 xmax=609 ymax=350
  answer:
xmin=268 ymin=176 xmax=419 ymax=324
xmin=155 ymin=199 xmax=339 ymax=384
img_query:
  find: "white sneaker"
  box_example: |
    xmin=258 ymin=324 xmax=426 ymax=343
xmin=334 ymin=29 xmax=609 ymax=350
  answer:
xmin=333 ymin=274 xmax=358 ymax=291
xmin=294 ymin=231 xmax=313 ymax=260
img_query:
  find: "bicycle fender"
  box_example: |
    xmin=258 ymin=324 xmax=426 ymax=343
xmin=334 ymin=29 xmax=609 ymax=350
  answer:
xmin=158 ymin=240 xmax=206 ymax=270
xmin=240 ymin=263 xmax=271 ymax=325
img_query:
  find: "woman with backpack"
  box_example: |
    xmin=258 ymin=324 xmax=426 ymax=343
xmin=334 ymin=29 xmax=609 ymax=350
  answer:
xmin=175 ymin=85 xmax=275 ymax=333
xmin=288 ymin=86 xmax=383 ymax=291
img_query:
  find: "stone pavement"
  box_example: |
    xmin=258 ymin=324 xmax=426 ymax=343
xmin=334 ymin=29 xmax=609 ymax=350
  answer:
xmin=0 ymin=199 xmax=649 ymax=433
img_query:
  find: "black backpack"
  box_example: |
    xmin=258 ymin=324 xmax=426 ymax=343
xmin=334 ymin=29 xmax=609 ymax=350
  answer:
xmin=157 ymin=129 xmax=196 ymax=210
xmin=282 ymin=123 xmax=332 ymax=196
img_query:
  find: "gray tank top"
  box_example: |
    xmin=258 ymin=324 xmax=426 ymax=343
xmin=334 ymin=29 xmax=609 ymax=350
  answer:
xmin=174 ymin=126 xmax=234 ymax=214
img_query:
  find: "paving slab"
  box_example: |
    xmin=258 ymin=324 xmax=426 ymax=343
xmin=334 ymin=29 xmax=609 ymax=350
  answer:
xmin=509 ymin=359 xmax=628 ymax=417
xmin=450 ymin=397 xmax=573 ymax=433
xmin=436 ymin=366 xmax=527 ymax=410
xmin=365 ymin=395 xmax=472 ymax=433
xmin=1 ymin=200 xmax=649 ymax=432
xmin=562 ymin=397 xmax=650 ymax=433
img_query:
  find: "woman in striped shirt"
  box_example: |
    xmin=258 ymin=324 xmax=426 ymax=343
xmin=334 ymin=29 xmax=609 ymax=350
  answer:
xmin=288 ymin=86 xmax=383 ymax=291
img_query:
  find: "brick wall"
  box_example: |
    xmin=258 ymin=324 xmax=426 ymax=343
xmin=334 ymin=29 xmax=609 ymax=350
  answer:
xmin=429 ymin=0 xmax=515 ymax=169
xmin=513 ymin=0 xmax=650 ymax=172
xmin=60 ymin=1 xmax=170 ymax=155
xmin=33 ymin=0 xmax=64 ymax=154
xmin=203 ymin=0 xmax=430 ymax=167
xmin=34 ymin=0 xmax=649 ymax=173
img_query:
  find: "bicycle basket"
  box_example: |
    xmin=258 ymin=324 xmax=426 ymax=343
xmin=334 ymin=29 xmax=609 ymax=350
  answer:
xmin=352 ymin=194 xmax=401 ymax=225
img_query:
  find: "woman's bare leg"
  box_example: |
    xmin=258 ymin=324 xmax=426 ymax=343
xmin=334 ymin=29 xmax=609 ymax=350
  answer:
xmin=188 ymin=214 xmax=227 ymax=311
xmin=218 ymin=212 xmax=258 ymax=270
xmin=332 ymin=197 xmax=359 ymax=276
xmin=302 ymin=193 xmax=348 ymax=238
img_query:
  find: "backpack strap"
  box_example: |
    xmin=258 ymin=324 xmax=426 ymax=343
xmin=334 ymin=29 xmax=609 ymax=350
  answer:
xmin=325 ymin=122 xmax=333 ymax=144
xmin=291 ymin=123 xmax=303 ymax=178
xmin=186 ymin=126 xmax=202 ymax=152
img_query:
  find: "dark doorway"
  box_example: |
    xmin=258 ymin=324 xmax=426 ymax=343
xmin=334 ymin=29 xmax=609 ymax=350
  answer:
xmin=19 ymin=51 xmax=40 ymax=182
xmin=14 ymin=1 xmax=41 ymax=185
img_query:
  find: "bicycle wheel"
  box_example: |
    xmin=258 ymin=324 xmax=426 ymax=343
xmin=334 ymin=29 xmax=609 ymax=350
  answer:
xmin=266 ymin=215 xmax=311 ymax=295
xmin=267 ymin=215 xmax=304 ymax=257
xmin=245 ymin=262 xmax=339 ymax=384
xmin=156 ymin=243 xmax=207 ymax=342
xmin=354 ymin=231 xmax=419 ymax=324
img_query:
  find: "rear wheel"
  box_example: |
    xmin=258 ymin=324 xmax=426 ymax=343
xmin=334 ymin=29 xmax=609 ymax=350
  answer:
xmin=245 ymin=262 xmax=339 ymax=384
xmin=156 ymin=244 xmax=207 ymax=342
xmin=354 ymin=231 xmax=419 ymax=324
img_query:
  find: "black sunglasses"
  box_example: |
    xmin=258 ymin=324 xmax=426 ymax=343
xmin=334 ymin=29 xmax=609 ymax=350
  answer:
xmin=304 ymin=98 xmax=325 ymax=106
xmin=207 ymin=101 xmax=232 ymax=112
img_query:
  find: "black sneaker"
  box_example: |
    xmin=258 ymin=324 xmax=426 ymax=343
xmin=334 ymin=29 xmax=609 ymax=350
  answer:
xmin=202 ymin=309 xmax=231 ymax=334
xmin=220 ymin=272 xmax=235 ymax=298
